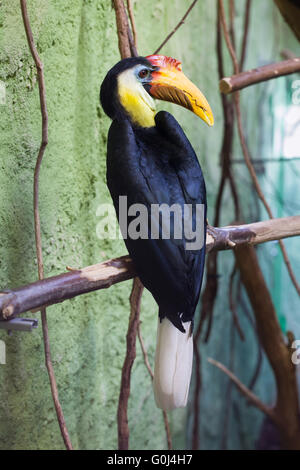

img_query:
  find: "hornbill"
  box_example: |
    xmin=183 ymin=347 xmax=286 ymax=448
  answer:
xmin=100 ymin=55 xmax=213 ymax=411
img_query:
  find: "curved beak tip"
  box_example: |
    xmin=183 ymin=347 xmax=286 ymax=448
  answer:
xmin=204 ymin=112 xmax=214 ymax=127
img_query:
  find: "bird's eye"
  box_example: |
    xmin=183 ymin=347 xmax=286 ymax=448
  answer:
xmin=138 ymin=69 xmax=150 ymax=79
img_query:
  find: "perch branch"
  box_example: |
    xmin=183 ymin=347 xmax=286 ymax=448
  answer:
xmin=153 ymin=0 xmax=198 ymax=55
xmin=137 ymin=324 xmax=172 ymax=450
xmin=0 ymin=216 xmax=300 ymax=320
xmin=117 ymin=277 xmax=143 ymax=450
xmin=220 ymin=57 xmax=300 ymax=94
xmin=20 ymin=0 xmax=73 ymax=450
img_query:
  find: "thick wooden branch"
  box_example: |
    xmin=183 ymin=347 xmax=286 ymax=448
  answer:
xmin=206 ymin=215 xmax=300 ymax=250
xmin=113 ymin=0 xmax=132 ymax=59
xmin=0 ymin=256 xmax=135 ymax=320
xmin=235 ymin=245 xmax=300 ymax=450
xmin=220 ymin=58 xmax=300 ymax=94
xmin=274 ymin=0 xmax=300 ymax=42
xmin=0 ymin=216 xmax=299 ymax=321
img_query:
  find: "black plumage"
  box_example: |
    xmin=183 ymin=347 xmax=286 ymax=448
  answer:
xmin=105 ymin=109 xmax=206 ymax=333
xmin=100 ymin=56 xmax=211 ymax=410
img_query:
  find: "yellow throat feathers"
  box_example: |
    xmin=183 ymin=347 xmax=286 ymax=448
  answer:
xmin=117 ymin=68 xmax=156 ymax=128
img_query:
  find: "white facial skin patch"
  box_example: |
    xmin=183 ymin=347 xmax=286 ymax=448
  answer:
xmin=117 ymin=66 xmax=156 ymax=128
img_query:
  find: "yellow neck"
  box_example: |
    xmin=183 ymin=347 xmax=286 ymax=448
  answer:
xmin=117 ymin=69 xmax=156 ymax=128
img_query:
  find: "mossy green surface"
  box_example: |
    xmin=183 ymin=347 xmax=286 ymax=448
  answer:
xmin=0 ymin=0 xmax=219 ymax=450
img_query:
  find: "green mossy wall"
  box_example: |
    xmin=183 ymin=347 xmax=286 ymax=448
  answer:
xmin=0 ymin=0 xmax=299 ymax=450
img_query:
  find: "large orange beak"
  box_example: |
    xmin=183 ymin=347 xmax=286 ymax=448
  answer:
xmin=146 ymin=55 xmax=214 ymax=127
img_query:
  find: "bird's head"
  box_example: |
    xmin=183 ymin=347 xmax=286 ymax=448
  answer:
xmin=100 ymin=55 xmax=214 ymax=128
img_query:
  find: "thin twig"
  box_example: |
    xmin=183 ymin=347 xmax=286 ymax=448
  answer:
xmin=20 ymin=0 xmax=72 ymax=450
xmin=137 ymin=322 xmax=154 ymax=380
xmin=126 ymin=0 xmax=138 ymax=51
xmin=239 ymin=292 xmax=263 ymax=391
xmin=137 ymin=323 xmax=172 ymax=450
xmin=207 ymin=357 xmax=278 ymax=423
xmin=218 ymin=0 xmax=239 ymax=72
xmin=221 ymin=316 xmax=236 ymax=449
xmin=117 ymin=277 xmax=143 ymax=450
xmin=239 ymin=0 xmax=252 ymax=70
xmin=281 ymin=49 xmax=297 ymax=61
xmin=192 ymin=335 xmax=201 ymax=449
xmin=153 ymin=0 xmax=198 ymax=55
xmin=127 ymin=24 xmax=138 ymax=57
xmin=218 ymin=0 xmax=300 ymax=297
xmin=162 ymin=411 xmax=172 ymax=451
xmin=229 ymin=0 xmax=236 ymax=49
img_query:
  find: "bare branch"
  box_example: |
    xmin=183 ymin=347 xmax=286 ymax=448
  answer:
xmin=235 ymin=245 xmax=300 ymax=449
xmin=162 ymin=411 xmax=172 ymax=451
xmin=127 ymin=23 xmax=138 ymax=57
xmin=229 ymin=0 xmax=236 ymax=49
xmin=113 ymin=0 xmax=132 ymax=59
xmin=20 ymin=0 xmax=72 ymax=450
xmin=239 ymin=0 xmax=252 ymax=70
xmin=1 ymin=216 xmax=300 ymax=321
xmin=207 ymin=357 xmax=277 ymax=422
xmin=220 ymin=57 xmax=300 ymax=94
xmin=218 ymin=0 xmax=239 ymax=73
xmin=138 ymin=322 xmax=154 ymax=380
xmin=274 ymin=0 xmax=300 ymax=42
xmin=118 ymin=277 xmax=143 ymax=450
xmin=228 ymin=263 xmax=245 ymax=341
xmin=126 ymin=0 xmax=138 ymax=51
xmin=153 ymin=0 xmax=198 ymax=55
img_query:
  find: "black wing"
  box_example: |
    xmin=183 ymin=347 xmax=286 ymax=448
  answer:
xmin=106 ymin=112 xmax=207 ymax=332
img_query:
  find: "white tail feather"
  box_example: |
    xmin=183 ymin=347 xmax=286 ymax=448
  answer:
xmin=153 ymin=317 xmax=193 ymax=411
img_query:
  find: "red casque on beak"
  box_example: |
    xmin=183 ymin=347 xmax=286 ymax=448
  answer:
xmin=146 ymin=55 xmax=214 ymax=127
